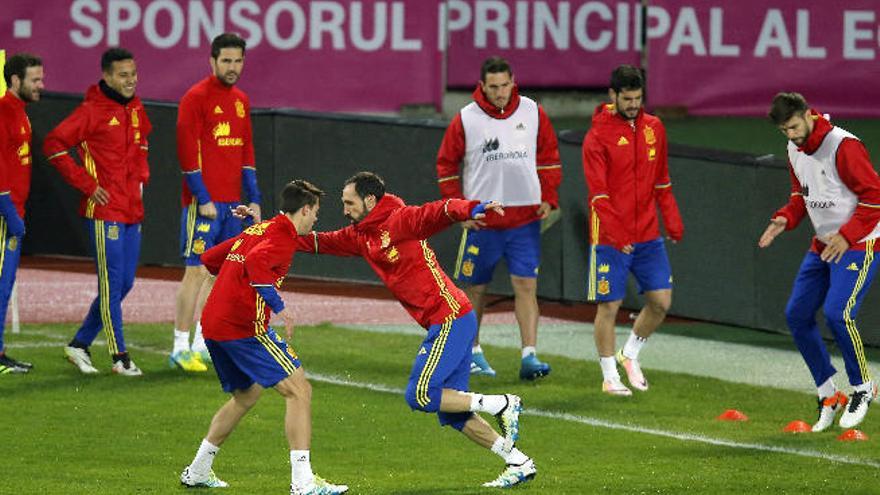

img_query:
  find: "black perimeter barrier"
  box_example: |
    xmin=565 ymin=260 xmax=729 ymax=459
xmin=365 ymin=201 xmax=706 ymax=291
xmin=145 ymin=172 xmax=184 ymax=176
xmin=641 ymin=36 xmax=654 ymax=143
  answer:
xmin=23 ymin=93 xmax=879 ymax=346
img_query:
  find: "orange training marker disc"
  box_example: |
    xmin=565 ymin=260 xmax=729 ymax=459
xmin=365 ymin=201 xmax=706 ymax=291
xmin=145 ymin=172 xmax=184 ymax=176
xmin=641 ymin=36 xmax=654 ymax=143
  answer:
xmin=717 ymin=409 xmax=749 ymax=421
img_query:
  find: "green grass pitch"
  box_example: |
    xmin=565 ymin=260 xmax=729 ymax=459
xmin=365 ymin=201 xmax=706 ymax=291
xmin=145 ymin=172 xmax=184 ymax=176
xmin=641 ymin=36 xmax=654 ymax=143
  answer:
xmin=2 ymin=323 xmax=878 ymax=494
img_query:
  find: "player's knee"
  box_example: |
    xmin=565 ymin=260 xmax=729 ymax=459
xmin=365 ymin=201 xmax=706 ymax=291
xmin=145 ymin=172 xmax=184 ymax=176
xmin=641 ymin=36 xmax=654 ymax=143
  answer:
xmin=821 ymin=302 xmax=849 ymax=328
xmin=232 ymin=385 xmax=261 ymax=410
xmin=276 ymin=373 xmax=312 ymax=402
xmin=785 ymin=301 xmax=812 ymax=328
xmin=646 ymin=298 xmax=669 ymax=317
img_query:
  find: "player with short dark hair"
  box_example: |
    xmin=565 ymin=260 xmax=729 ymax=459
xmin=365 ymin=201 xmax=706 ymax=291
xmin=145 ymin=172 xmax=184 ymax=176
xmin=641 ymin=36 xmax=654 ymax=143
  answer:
xmin=0 ymin=52 xmax=43 ymax=374
xmin=44 ymin=48 xmax=150 ymax=376
xmin=582 ymin=64 xmax=684 ymax=396
xmin=294 ymin=171 xmax=537 ymax=489
xmin=180 ymin=180 xmax=348 ymax=495
xmin=760 ymin=92 xmax=880 ymax=430
xmin=171 ymin=32 xmax=261 ymax=372
xmin=437 ymin=56 xmax=561 ymax=380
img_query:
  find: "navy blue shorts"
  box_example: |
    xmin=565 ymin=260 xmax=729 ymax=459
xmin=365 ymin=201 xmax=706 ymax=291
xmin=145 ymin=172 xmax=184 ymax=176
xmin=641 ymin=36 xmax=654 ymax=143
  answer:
xmin=206 ymin=329 xmax=301 ymax=393
xmin=180 ymin=200 xmax=243 ymax=266
xmin=454 ymin=220 xmax=541 ymax=285
xmin=588 ymin=237 xmax=672 ymax=302
xmin=405 ymin=311 xmax=477 ymax=430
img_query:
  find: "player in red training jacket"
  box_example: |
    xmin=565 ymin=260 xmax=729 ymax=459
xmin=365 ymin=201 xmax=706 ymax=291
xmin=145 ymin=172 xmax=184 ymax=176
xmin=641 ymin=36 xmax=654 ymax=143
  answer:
xmin=582 ymin=65 xmax=684 ymax=396
xmin=294 ymin=172 xmax=537 ymax=489
xmin=44 ymin=48 xmax=151 ymax=377
xmin=0 ymin=53 xmax=43 ymax=374
xmin=171 ymin=33 xmax=262 ymax=372
xmin=760 ymin=92 xmax=880 ymax=431
xmin=180 ymin=180 xmax=347 ymax=495
xmin=436 ymin=56 xmax=561 ymax=380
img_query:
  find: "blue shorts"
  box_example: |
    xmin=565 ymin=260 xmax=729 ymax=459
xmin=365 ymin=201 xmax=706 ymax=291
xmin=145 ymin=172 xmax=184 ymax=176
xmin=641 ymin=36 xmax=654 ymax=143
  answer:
xmin=206 ymin=329 xmax=302 ymax=393
xmin=587 ymin=237 xmax=672 ymax=302
xmin=454 ymin=220 xmax=541 ymax=285
xmin=404 ymin=311 xmax=477 ymax=430
xmin=180 ymin=200 xmax=243 ymax=266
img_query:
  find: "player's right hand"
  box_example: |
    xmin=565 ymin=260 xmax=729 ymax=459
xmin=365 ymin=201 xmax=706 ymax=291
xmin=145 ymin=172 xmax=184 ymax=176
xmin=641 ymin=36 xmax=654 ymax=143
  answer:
xmin=199 ymin=201 xmax=218 ymax=220
xmin=758 ymin=216 xmax=787 ymax=248
xmin=90 ymin=186 xmax=110 ymax=206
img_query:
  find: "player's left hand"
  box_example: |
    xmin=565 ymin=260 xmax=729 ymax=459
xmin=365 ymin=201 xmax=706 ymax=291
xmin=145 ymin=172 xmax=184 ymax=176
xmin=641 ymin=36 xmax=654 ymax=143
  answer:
xmin=248 ymin=202 xmax=262 ymax=223
xmin=277 ymin=307 xmax=296 ymax=341
xmin=536 ymin=201 xmax=552 ymax=219
xmin=820 ymin=232 xmax=849 ymax=263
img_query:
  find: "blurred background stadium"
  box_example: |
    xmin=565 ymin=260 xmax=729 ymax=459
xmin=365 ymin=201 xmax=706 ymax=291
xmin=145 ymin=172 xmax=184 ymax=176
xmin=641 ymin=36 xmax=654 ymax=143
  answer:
xmin=3 ymin=0 xmax=880 ymax=342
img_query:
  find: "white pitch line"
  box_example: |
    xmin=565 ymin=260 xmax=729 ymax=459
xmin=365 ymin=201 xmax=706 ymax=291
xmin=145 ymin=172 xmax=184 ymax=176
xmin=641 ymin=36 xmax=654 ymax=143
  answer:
xmin=10 ymin=331 xmax=880 ymax=470
xmin=305 ymin=371 xmax=880 ymax=470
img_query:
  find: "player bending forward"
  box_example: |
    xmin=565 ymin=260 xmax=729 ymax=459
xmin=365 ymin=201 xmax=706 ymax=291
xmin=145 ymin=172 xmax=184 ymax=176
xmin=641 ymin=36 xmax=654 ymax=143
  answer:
xmin=282 ymin=172 xmax=535 ymax=488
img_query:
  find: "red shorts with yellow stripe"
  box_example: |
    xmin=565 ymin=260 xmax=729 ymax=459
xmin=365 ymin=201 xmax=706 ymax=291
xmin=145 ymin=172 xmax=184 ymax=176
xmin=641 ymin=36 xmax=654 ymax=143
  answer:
xmin=206 ymin=328 xmax=301 ymax=393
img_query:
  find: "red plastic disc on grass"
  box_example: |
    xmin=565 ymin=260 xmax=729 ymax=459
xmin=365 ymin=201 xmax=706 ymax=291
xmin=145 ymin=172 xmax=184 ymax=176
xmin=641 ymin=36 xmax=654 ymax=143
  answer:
xmin=717 ymin=409 xmax=749 ymax=421
xmin=783 ymin=420 xmax=811 ymax=433
xmin=837 ymin=429 xmax=869 ymax=441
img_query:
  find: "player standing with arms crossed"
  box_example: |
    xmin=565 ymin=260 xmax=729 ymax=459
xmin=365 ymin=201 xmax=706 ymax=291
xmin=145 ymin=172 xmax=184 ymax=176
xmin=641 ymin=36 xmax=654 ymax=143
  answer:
xmin=172 ymin=33 xmax=262 ymax=372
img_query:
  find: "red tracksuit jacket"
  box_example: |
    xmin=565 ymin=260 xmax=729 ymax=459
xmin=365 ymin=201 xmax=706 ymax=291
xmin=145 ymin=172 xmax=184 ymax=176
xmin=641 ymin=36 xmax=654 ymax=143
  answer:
xmin=436 ymin=84 xmax=561 ymax=229
xmin=0 ymin=92 xmax=32 ymax=216
xmin=296 ymin=194 xmax=478 ymax=328
xmin=44 ymin=84 xmax=151 ymax=223
xmin=582 ymin=104 xmax=683 ymax=249
xmin=201 ymin=213 xmax=297 ymax=341
xmin=773 ymin=111 xmax=880 ymax=253
xmin=177 ymin=75 xmax=255 ymax=206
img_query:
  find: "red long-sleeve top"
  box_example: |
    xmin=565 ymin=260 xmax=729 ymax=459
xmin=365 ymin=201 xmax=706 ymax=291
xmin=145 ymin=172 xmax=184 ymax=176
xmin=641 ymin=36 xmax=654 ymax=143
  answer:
xmin=773 ymin=111 xmax=880 ymax=252
xmin=43 ymin=84 xmax=151 ymax=223
xmin=295 ymin=194 xmax=478 ymax=328
xmin=436 ymin=84 xmax=561 ymax=229
xmin=177 ymin=76 xmax=255 ymax=206
xmin=0 ymin=92 xmax=32 ymax=216
xmin=582 ymin=104 xmax=683 ymax=249
xmin=201 ymin=214 xmax=297 ymax=341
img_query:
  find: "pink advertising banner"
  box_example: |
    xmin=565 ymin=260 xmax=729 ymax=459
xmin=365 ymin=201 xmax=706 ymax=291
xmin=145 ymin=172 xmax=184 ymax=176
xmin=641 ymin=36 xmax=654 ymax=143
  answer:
xmin=444 ymin=0 xmax=641 ymax=88
xmin=0 ymin=0 xmax=442 ymax=112
xmin=645 ymin=0 xmax=880 ymax=117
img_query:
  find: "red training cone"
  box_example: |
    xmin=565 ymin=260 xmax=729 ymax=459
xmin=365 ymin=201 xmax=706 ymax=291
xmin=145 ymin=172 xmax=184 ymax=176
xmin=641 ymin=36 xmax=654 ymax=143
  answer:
xmin=837 ymin=429 xmax=869 ymax=442
xmin=783 ymin=420 xmax=811 ymax=433
xmin=717 ymin=409 xmax=749 ymax=421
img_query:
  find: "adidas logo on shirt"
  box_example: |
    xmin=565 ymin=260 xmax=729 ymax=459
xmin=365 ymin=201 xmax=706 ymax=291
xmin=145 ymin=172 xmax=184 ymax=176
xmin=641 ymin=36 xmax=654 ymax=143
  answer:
xmin=847 ymin=263 xmax=859 ymax=271
xmin=214 ymin=105 xmax=223 ymax=114
xmin=617 ymin=136 xmax=629 ymax=146
xmin=109 ymin=116 xmax=120 ymax=126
